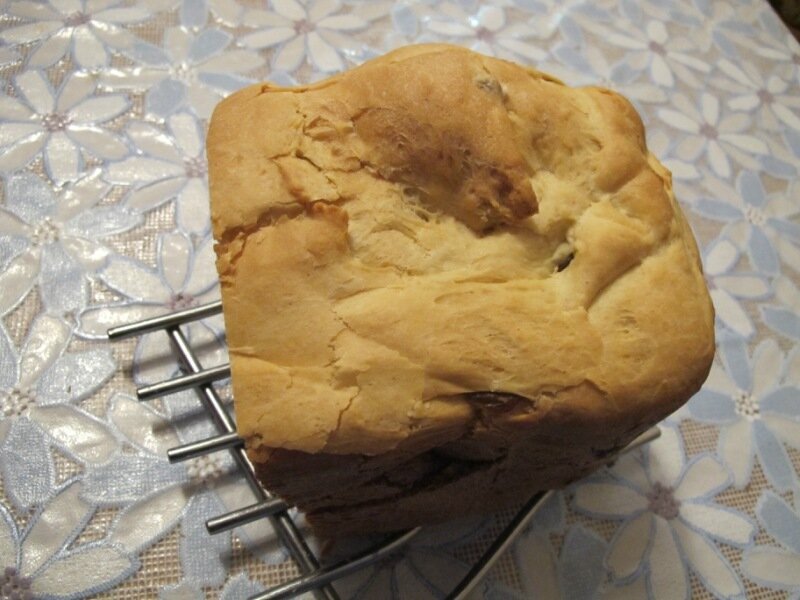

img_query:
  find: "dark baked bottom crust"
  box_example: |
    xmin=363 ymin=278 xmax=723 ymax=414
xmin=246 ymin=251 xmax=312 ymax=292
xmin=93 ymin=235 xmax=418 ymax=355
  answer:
xmin=254 ymin=389 xmax=659 ymax=537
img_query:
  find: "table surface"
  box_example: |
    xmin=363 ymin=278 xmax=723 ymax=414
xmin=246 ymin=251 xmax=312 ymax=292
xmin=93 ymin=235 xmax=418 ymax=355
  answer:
xmin=0 ymin=0 xmax=799 ymax=598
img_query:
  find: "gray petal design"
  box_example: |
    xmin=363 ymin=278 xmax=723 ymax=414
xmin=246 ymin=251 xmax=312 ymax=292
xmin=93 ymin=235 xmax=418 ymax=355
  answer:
xmin=197 ymin=71 xmax=252 ymax=93
xmin=557 ymin=525 xmax=607 ymax=600
xmin=0 ymin=500 xmax=19 ymax=568
xmin=391 ymin=4 xmax=418 ymax=37
xmin=0 ymin=236 xmax=29 ymax=270
xmin=181 ymin=0 xmax=209 ymax=31
xmin=19 ymin=481 xmax=94 ymax=579
xmin=64 ymin=206 xmax=143 ymax=240
xmin=5 ymin=172 xmax=57 ymax=224
xmin=0 ymin=322 xmax=19 ymax=391
xmin=0 ymin=419 xmax=55 ymax=510
xmin=530 ymin=492 xmax=565 ymax=535
xmin=82 ymin=454 xmax=185 ymax=505
xmin=146 ymin=79 xmax=187 ymax=118
xmin=39 ymin=243 xmax=88 ymax=315
xmin=123 ymin=40 xmax=170 ymax=66
xmin=107 ymin=485 xmax=189 ymax=554
xmin=189 ymin=29 xmax=232 ymax=64
xmin=180 ymin=491 xmax=230 ymax=587
xmin=36 ymin=347 xmax=116 ymax=405
xmin=0 ymin=249 xmax=40 ymax=317
xmin=163 ymin=390 xmax=218 ymax=444
xmin=17 ymin=314 xmax=70 ymax=389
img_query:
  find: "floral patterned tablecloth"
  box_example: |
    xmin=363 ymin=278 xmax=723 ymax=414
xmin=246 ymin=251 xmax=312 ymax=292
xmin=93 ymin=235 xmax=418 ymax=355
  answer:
xmin=0 ymin=0 xmax=799 ymax=598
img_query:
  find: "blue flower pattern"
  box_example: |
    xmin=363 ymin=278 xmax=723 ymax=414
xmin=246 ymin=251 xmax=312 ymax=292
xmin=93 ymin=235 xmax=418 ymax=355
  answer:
xmin=81 ymin=393 xmax=289 ymax=588
xmin=741 ymin=491 xmax=800 ymax=592
xmin=0 ymin=0 xmax=798 ymax=598
xmin=0 ymin=170 xmax=141 ymax=316
xmin=572 ymin=426 xmax=756 ymax=599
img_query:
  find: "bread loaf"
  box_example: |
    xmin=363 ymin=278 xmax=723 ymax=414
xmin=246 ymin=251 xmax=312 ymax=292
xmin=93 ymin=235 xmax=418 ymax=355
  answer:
xmin=207 ymin=44 xmax=714 ymax=537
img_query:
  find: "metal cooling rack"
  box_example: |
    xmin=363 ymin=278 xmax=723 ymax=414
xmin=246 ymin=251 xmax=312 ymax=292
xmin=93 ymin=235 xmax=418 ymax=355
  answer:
xmin=108 ymin=301 xmax=660 ymax=600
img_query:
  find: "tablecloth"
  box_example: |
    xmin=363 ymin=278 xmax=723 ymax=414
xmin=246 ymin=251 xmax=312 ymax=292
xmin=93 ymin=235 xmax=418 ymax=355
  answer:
xmin=0 ymin=0 xmax=798 ymax=598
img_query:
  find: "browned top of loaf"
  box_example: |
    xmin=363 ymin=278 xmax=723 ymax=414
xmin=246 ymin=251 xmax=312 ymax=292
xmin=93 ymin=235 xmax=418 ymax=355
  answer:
xmin=207 ymin=44 xmax=714 ymax=459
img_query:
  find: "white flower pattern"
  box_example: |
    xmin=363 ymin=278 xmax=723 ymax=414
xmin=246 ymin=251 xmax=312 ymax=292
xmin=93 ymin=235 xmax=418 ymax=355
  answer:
xmin=102 ymin=26 xmax=265 ymax=119
xmin=1 ymin=0 xmax=150 ymax=69
xmin=0 ymin=482 xmax=137 ymax=599
xmin=659 ymin=92 xmax=769 ymax=179
xmin=580 ymin=18 xmax=710 ymax=88
xmin=239 ymin=0 xmax=371 ymax=73
xmin=573 ymin=427 xmax=755 ymax=599
xmin=0 ymin=71 xmax=129 ymax=184
xmin=0 ymin=170 xmax=141 ymax=316
xmin=741 ymin=491 xmax=800 ymax=592
xmin=0 ymin=315 xmax=117 ymax=509
xmin=716 ymin=59 xmax=800 ymax=132
xmin=422 ymin=5 xmax=549 ymax=63
xmin=687 ymin=337 xmax=800 ymax=491
xmin=548 ymin=41 xmax=668 ymax=107
xmin=81 ymin=393 xmax=289 ymax=587
xmin=107 ymin=112 xmax=211 ymax=235
xmin=77 ymin=231 xmax=225 ymax=385
xmin=702 ymin=237 xmax=771 ymax=340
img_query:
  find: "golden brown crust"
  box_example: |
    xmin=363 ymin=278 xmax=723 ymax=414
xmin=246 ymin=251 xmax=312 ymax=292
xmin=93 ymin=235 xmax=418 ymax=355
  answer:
xmin=208 ymin=44 xmax=714 ymax=535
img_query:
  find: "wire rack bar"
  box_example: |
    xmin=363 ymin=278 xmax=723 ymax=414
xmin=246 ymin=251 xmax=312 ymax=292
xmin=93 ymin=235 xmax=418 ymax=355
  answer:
xmin=165 ymin=326 xmax=339 ymax=600
xmin=137 ymin=364 xmax=231 ymax=401
xmin=107 ymin=300 xmax=222 ymax=340
xmin=167 ymin=431 xmax=243 ymax=463
xmin=207 ymin=499 xmax=291 ymax=534
xmin=251 ymin=529 xmax=422 ymax=600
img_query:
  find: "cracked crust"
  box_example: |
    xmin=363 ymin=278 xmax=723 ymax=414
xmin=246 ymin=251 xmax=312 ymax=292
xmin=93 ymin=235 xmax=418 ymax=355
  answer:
xmin=208 ymin=44 xmax=714 ymax=536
